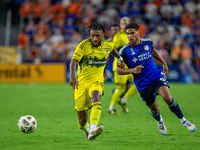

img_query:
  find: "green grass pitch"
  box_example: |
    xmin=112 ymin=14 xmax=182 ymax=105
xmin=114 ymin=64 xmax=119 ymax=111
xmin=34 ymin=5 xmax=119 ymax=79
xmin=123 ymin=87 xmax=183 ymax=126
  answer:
xmin=0 ymin=83 xmax=200 ymax=150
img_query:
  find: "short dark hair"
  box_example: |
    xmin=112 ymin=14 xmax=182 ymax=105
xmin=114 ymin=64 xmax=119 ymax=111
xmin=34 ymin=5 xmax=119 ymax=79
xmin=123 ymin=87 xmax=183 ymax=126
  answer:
xmin=110 ymin=23 xmax=120 ymax=29
xmin=125 ymin=22 xmax=140 ymax=31
xmin=86 ymin=22 xmax=106 ymax=33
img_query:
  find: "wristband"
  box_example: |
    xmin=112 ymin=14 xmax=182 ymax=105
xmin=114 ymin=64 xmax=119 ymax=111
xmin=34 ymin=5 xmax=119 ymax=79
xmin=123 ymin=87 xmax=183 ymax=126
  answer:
xmin=118 ymin=56 xmax=123 ymax=61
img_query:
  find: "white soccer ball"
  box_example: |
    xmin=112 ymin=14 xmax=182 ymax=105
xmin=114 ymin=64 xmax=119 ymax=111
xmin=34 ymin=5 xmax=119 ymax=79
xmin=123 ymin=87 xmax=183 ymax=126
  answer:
xmin=18 ymin=115 xmax=37 ymax=133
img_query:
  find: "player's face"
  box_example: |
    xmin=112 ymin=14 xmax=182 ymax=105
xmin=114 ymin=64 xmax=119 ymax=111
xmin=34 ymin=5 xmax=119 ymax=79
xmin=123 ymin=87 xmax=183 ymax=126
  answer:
xmin=90 ymin=30 xmax=104 ymax=47
xmin=126 ymin=28 xmax=140 ymax=45
xmin=110 ymin=26 xmax=120 ymax=38
xmin=120 ymin=20 xmax=130 ymax=32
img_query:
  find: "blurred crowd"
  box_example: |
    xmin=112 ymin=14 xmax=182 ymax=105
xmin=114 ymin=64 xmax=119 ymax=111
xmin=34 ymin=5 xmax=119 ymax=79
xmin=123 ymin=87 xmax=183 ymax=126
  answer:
xmin=15 ymin=0 xmax=200 ymax=69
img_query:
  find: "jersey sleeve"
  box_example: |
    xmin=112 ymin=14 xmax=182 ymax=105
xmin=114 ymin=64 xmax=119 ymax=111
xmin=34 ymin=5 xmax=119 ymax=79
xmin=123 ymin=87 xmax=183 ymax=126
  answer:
xmin=107 ymin=40 xmax=114 ymax=53
xmin=72 ymin=42 xmax=85 ymax=61
xmin=145 ymin=37 xmax=154 ymax=51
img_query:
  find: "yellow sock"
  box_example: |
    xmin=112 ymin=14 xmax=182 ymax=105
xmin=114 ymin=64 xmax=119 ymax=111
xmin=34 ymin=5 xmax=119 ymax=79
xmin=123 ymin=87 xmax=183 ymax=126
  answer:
xmin=110 ymin=86 xmax=126 ymax=106
xmin=124 ymin=84 xmax=137 ymax=99
xmin=90 ymin=102 xmax=101 ymax=125
xmin=77 ymin=121 xmax=88 ymax=131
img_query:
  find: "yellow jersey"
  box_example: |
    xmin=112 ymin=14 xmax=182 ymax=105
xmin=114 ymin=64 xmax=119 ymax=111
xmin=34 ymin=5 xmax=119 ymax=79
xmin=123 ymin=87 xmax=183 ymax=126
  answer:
xmin=72 ymin=38 xmax=113 ymax=83
xmin=112 ymin=30 xmax=129 ymax=71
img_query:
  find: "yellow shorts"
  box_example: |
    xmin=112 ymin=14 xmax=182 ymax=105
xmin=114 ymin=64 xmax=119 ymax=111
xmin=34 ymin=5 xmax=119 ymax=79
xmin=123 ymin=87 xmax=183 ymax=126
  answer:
xmin=73 ymin=79 xmax=104 ymax=111
xmin=114 ymin=71 xmax=133 ymax=84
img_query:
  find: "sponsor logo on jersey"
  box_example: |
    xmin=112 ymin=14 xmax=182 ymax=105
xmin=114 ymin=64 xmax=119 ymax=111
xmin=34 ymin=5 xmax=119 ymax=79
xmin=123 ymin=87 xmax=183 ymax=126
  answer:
xmin=132 ymin=57 xmax=138 ymax=63
xmin=88 ymin=60 xmax=107 ymax=65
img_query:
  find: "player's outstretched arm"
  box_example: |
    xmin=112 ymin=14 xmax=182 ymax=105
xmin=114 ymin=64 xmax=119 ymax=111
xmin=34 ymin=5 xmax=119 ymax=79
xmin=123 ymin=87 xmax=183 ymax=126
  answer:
xmin=152 ymin=47 xmax=169 ymax=77
xmin=70 ymin=59 xmax=79 ymax=89
xmin=110 ymin=47 xmax=125 ymax=68
xmin=110 ymin=47 xmax=121 ymax=58
xmin=117 ymin=65 xmax=144 ymax=75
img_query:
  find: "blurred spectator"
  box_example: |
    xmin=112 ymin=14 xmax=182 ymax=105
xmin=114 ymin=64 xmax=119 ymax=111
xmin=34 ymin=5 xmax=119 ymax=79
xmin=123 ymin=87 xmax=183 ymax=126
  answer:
xmin=155 ymin=42 xmax=169 ymax=65
xmin=17 ymin=29 xmax=29 ymax=64
xmin=41 ymin=39 xmax=53 ymax=60
xmin=80 ymin=8 xmax=94 ymax=28
xmin=181 ymin=10 xmax=194 ymax=28
xmin=129 ymin=0 xmax=141 ymax=17
xmin=160 ymin=0 xmax=173 ymax=22
xmin=67 ymin=0 xmax=82 ymax=17
xmin=139 ymin=22 xmax=148 ymax=38
xmin=49 ymin=29 xmax=65 ymax=47
xmin=19 ymin=0 xmax=32 ymax=25
xmin=170 ymin=40 xmax=182 ymax=64
xmin=162 ymin=29 xmax=171 ymax=54
xmin=25 ymin=19 xmax=35 ymax=41
xmin=32 ymin=1 xmax=43 ymax=23
xmin=53 ymin=1 xmax=64 ymax=13
xmin=172 ymin=1 xmax=183 ymax=24
xmin=118 ymin=5 xmax=129 ymax=18
xmin=97 ymin=10 xmax=109 ymax=25
xmin=53 ymin=39 xmax=68 ymax=60
xmin=29 ymin=42 xmax=40 ymax=60
xmin=148 ymin=29 xmax=161 ymax=47
xmin=36 ymin=19 xmax=50 ymax=37
xmin=184 ymin=0 xmax=196 ymax=14
xmin=180 ymin=59 xmax=199 ymax=84
xmin=181 ymin=41 xmax=193 ymax=62
xmin=34 ymin=29 xmax=46 ymax=48
xmin=105 ymin=4 xmax=118 ymax=20
xmin=64 ymin=18 xmax=76 ymax=42
xmin=67 ymin=31 xmax=82 ymax=60
xmin=143 ymin=0 xmax=158 ymax=21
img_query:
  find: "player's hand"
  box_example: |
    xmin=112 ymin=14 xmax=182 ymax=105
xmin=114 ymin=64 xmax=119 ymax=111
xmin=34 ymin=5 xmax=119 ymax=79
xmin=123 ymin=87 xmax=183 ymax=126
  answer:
xmin=163 ymin=64 xmax=169 ymax=77
xmin=132 ymin=65 xmax=144 ymax=74
xmin=118 ymin=60 xmax=125 ymax=68
xmin=70 ymin=75 xmax=79 ymax=89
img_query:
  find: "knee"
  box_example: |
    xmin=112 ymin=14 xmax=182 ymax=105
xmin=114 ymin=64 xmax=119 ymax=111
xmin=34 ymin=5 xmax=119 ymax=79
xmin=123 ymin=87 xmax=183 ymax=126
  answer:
xmin=91 ymin=91 xmax=101 ymax=103
xmin=162 ymin=94 xmax=172 ymax=104
xmin=151 ymin=106 xmax=159 ymax=114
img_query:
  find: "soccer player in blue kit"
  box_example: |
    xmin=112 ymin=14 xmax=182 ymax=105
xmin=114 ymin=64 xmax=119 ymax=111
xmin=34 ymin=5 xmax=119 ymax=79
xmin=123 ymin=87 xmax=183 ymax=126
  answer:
xmin=117 ymin=22 xmax=196 ymax=135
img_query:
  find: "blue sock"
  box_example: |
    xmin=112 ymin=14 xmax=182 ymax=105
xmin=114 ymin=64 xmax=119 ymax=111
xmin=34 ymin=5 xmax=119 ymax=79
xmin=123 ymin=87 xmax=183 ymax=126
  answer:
xmin=168 ymin=98 xmax=184 ymax=119
xmin=149 ymin=110 xmax=161 ymax=121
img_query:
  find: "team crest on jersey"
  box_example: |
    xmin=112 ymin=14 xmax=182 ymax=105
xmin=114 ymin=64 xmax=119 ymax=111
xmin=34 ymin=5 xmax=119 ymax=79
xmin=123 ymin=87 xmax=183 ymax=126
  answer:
xmin=144 ymin=45 xmax=149 ymax=51
xmin=130 ymin=48 xmax=135 ymax=55
xmin=105 ymin=48 xmax=108 ymax=53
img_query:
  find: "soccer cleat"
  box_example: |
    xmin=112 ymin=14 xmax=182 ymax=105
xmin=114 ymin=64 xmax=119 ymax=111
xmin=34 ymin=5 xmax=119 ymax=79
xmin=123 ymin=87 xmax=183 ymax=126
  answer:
xmin=182 ymin=120 xmax=196 ymax=132
xmin=83 ymin=123 xmax=89 ymax=140
xmin=118 ymin=101 xmax=129 ymax=113
xmin=108 ymin=109 xmax=120 ymax=116
xmin=88 ymin=126 xmax=104 ymax=141
xmin=84 ymin=130 xmax=89 ymax=140
xmin=157 ymin=121 xmax=167 ymax=135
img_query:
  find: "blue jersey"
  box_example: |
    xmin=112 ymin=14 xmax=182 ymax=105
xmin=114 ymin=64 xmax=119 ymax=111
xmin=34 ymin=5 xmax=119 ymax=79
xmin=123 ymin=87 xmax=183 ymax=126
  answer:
xmin=119 ymin=38 xmax=164 ymax=90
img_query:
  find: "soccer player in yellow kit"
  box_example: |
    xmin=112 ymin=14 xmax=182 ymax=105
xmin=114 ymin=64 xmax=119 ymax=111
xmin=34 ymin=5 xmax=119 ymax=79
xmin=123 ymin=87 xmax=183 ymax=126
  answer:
xmin=108 ymin=17 xmax=138 ymax=115
xmin=70 ymin=23 xmax=124 ymax=141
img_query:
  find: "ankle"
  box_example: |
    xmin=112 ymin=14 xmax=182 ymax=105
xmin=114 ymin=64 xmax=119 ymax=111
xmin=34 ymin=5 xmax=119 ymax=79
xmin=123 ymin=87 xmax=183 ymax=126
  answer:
xmin=180 ymin=117 xmax=186 ymax=124
xmin=90 ymin=123 xmax=97 ymax=131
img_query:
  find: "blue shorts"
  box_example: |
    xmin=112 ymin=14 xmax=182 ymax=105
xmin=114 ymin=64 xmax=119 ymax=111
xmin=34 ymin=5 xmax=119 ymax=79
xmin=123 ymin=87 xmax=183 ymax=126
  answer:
xmin=138 ymin=77 xmax=170 ymax=106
